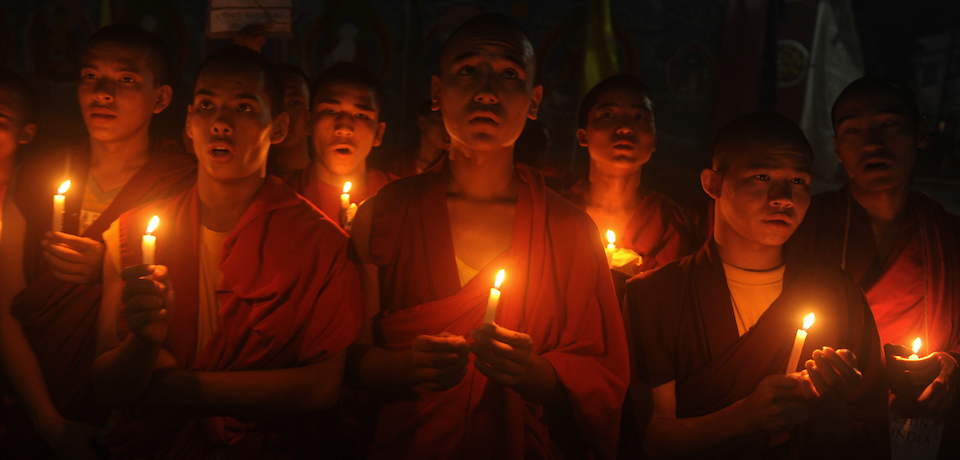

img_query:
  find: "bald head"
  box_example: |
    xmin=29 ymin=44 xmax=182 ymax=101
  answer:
xmin=439 ymin=13 xmax=537 ymax=82
xmin=711 ymin=111 xmax=813 ymax=173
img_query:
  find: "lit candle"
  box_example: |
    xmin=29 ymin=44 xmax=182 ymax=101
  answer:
xmin=785 ymin=312 xmax=815 ymax=374
xmin=605 ymin=230 xmax=616 ymax=266
xmin=52 ymin=180 xmax=70 ymax=232
xmin=909 ymin=337 xmax=921 ymax=360
xmin=340 ymin=181 xmax=352 ymax=209
xmin=142 ymin=215 xmax=159 ymax=266
xmin=483 ymin=269 xmax=505 ymax=324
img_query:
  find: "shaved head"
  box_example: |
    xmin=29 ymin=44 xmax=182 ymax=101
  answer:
xmin=712 ymin=111 xmax=813 ymax=173
xmin=439 ymin=13 xmax=537 ymax=82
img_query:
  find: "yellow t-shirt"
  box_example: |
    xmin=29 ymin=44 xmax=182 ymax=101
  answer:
xmin=722 ymin=263 xmax=785 ymax=336
xmin=197 ymin=226 xmax=229 ymax=355
xmin=79 ymin=173 xmax=121 ymax=235
xmin=455 ymin=255 xmax=480 ymax=287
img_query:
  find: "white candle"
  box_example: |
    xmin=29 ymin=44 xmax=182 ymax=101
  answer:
xmin=340 ymin=181 xmax=352 ymax=209
xmin=786 ymin=312 xmax=815 ymax=374
xmin=483 ymin=269 xmax=505 ymax=324
xmin=909 ymin=337 xmax=922 ymax=360
xmin=52 ymin=180 xmax=70 ymax=232
xmin=142 ymin=215 xmax=159 ymax=266
xmin=605 ymin=230 xmax=616 ymax=266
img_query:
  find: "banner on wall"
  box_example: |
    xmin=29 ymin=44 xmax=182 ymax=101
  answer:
xmin=207 ymin=0 xmax=293 ymax=39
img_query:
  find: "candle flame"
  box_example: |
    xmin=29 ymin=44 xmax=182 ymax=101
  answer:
xmin=802 ymin=313 xmax=815 ymax=331
xmin=342 ymin=181 xmax=352 ymax=194
xmin=606 ymin=229 xmax=616 ymax=245
xmin=494 ymin=269 xmax=505 ymax=289
xmin=145 ymin=215 xmax=160 ymax=235
xmin=57 ymin=180 xmax=71 ymax=195
xmin=912 ymin=337 xmax=922 ymax=355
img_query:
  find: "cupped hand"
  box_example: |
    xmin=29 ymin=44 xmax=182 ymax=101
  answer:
xmin=42 ymin=231 xmax=105 ymax=284
xmin=410 ymin=332 xmax=469 ymax=391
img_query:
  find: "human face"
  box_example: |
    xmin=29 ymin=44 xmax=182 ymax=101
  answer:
xmin=431 ymin=29 xmax=542 ymax=153
xmin=833 ymin=88 xmax=927 ymax=193
xmin=0 ymin=89 xmax=35 ymax=162
xmin=578 ymin=87 xmax=656 ymax=174
xmin=311 ymin=83 xmax=384 ymax=176
xmin=186 ymin=66 xmax=288 ymax=182
xmin=277 ymin=73 xmax=310 ymax=149
xmin=419 ymin=109 xmax=450 ymax=153
xmin=78 ymin=42 xmax=170 ymax=143
xmin=707 ymin=142 xmax=812 ymax=248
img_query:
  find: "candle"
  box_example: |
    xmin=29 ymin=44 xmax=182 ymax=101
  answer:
xmin=785 ymin=312 xmax=815 ymax=374
xmin=142 ymin=215 xmax=159 ymax=266
xmin=605 ymin=230 xmax=616 ymax=266
xmin=52 ymin=180 xmax=70 ymax=232
xmin=483 ymin=269 xmax=505 ymax=324
xmin=340 ymin=181 xmax=352 ymax=209
xmin=909 ymin=337 xmax=921 ymax=360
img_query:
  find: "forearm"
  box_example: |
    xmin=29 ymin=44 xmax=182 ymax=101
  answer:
xmin=346 ymin=343 xmax=418 ymax=392
xmin=152 ymin=357 xmax=344 ymax=418
xmin=516 ymin=353 xmax=567 ymax=405
xmin=0 ymin=309 xmax=60 ymax=425
xmin=91 ymin=335 xmax=161 ymax=406
xmin=644 ymin=399 xmax=754 ymax=459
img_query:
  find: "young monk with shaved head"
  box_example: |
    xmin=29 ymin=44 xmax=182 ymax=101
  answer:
xmin=624 ymin=112 xmax=889 ymax=458
xmin=347 ymin=13 xmax=629 ymax=459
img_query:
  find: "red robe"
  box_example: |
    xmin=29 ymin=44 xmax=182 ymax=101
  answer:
xmin=624 ymin=241 xmax=889 ymax=459
xmin=365 ymin=164 xmax=629 ymax=459
xmin=1 ymin=139 xmax=195 ymax=456
xmin=792 ymin=188 xmax=960 ymax=356
xmin=107 ymin=177 xmax=363 ymax=459
xmin=283 ymin=163 xmax=391 ymax=224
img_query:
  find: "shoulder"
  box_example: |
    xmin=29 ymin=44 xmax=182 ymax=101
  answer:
xmin=268 ymin=178 xmax=347 ymax=242
xmin=627 ymin=252 xmax=694 ymax=296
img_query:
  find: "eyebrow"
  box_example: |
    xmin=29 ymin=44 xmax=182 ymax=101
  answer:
xmin=315 ymin=98 xmax=376 ymax=112
xmin=836 ymin=107 xmax=908 ymax=126
xmin=194 ymin=89 xmax=260 ymax=102
xmin=594 ymin=102 xmax=652 ymax=111
xmin=450 ymin=51 xmax=527 ymax=70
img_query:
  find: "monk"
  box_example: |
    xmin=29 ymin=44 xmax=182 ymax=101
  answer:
xmin=346 ymin=13 xmax=629 ymax=460
xmin=267 ymin=63 xmax=311 ymax=174
xmin=791 ymin=77 xmax=960 ymax=454
xmin=0 ymin=69 xmax=38 ymax=235
xmin=624 ymin=112 xmax=889 ymax=459
xmin=0 ymin=25 xmax=195 ymax=459
xmin=284 ymin=61 xmax=390 ymax=227
xmin=92 ymin=45 xmax=363 ymax=458
xmin=564 ymin=74 xmax=702 ymax=295
xmin=380 ymin=100 xmax=450 ymax=179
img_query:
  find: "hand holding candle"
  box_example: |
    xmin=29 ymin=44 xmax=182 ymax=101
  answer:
xmin=786 ymin=313 xmax=815 ymax=374
xmin=484 ymin=269 xmax=505 ymax=324
xmin=142 ymin=215 xmax=159 ymax=267
xmin=52 ymin=180 xmax=70 ymax=232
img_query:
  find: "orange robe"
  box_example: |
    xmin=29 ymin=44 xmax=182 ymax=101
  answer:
xmin=283 ymin=164 xmax=391 ymax=225
xmin=365 ymin=164 xmax=629 ymax=459
xmin=625 ymin=241 xmax=890 ymax=458
xmin=107 ymin=177 xmax=363 ymax=458
xmin=1 ymin=139 xmax=195 ymax=457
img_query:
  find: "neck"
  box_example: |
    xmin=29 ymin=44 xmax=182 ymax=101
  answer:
xmin=197 ymin=172 xmax=264 ymax=232
xmin=848 ymin=181 xmax=910 ymax=227
xmin=0 ymin=154 xmax=13 ymax=185
xmin=586 ymin=162 xmax=643 ymax=211
xmin=314 ymin=157 xmax=366 ymax=189
xmin=89 ymin=133 xmax=152 ymax=171
xmin=416 ymin=142 xmax=444 ymax=168
xmin=272 ymin=141 xmax=311 ymax=173
xmin=447 ymin=142 xmax=518 ymax=200
xmin=713 ymin=220 xmax=784 ymax=271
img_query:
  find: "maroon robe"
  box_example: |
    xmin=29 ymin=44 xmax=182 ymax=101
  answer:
xmin=364 ymin=164 xmax=629 ymax=459
xmin=283 ymin=163 xmax=391 ymax=225
xmin=1 ymin=139 xmax=195 ymax=456
xmin=624 ymin=241 xmax=889 ymax=459
xmin=107 ymin=177 xmax=363 ymax=458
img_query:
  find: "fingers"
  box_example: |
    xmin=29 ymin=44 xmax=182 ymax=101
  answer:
xmin=805 ymin=359 xmax=832 ymax=399
xmin=824 ymin=348 xmax=862 ymax=387
xmin=476 ymin=323 xmax=533 ymax=350
xmin=122 ymin=264 xmax=157 ymax=281
xmin=42 ymin=239 xmax=87 ymax=263
xmin=468 ymin=340 xmax=525 ymax=379
xmin=412 ymin=334 xmax=468 ymax=354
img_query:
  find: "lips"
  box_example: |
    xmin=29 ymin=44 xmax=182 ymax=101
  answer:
xmin=762 ymin=214 xmax=794 ymax=229
xmin=207 ymin=141 xmax=235 ymax=163
xmin=88 ymin=106 xmax=118 ymax=120
xmin=859 ymin=153 xmax=894 ymax=172
xmin=332 ymin=144 xmax=355 ymax=155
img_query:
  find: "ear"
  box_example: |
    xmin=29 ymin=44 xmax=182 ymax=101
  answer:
xmin=528 ymin=85 xmax=543 ymax=120
xmin=184 ymin=105 xmax=195 ymax=140
xmin=270 ymin=112 xmax=290 ymax=145
xmin=373 ymin=121 xmax=386 ymax=147
xmin=576 ymin=128 xmax=589 ymax=147
xmin=17 ymin=123 xmax=37 ymax=145
xmin=700 ymin=168 xmax=722 ymax=200
xmin=430 ymin=75 xmax=442 ymax=111
xmin=917 ymin=116 xmax=929 ymax=149
xmin=153 ymin=84 xmax=173 ymax=114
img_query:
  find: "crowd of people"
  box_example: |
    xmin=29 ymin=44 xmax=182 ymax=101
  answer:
xmin=0 ymin=12 xmax=957 ymax=460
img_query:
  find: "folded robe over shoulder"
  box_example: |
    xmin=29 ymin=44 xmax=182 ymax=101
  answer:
xmin=1 ymin=139 xmax=195 ymax=453
xmin=106 ymin=177 xmax=363 ymax=459
xmin=624 ymin=241 xmax=890 ymax=459
xmin=365 ymin=164 xmax=629 ymax=460
xmin=283 ymin=164 xmax=391 ymax=224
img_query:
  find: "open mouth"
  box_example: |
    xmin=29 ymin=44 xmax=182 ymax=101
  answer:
xmin=470 ymin=115 xmax=499 ymax=125
xmin=211 ymin=148 xmax=231 ymax=156
xmin=863 ymin=160 xmax=891 ymax=172
xmin=334 ymin=145 xmax=354 ymax=155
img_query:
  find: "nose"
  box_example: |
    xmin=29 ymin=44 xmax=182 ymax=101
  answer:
xmin=616 ymin=124 xmax=634 ymax=136
xmin=211 ymin=109 xmax=232 ymax=136
xmin=93 ymin=78 xmax=114 ymax=102
xmin=474 ymin=70 xmax=499 ymax=105
xmin=769 ymin=180 xmax=794 ymax=208
xmin=334 ymin=112 xmax=354 ymax=137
